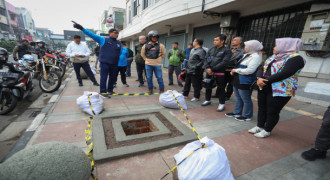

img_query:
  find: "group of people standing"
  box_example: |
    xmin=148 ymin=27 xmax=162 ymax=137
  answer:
xmin=71 ymin=21 xmax=308 ymax=139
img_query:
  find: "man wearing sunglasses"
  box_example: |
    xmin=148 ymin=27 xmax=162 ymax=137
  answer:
xmin=73 ymin=21 xmax=122 ymax=98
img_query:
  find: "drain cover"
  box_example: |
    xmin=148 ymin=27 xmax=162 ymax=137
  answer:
xmin=93 ymin=110 xmax=197 ymax=161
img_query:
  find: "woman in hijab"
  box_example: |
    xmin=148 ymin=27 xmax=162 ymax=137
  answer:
xmin=248 ymin=38 xmax=305 ymax=138
xmin=225 ymin=40 xmax=263 ymax=121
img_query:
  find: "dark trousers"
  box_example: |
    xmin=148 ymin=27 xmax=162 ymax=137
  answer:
xmin=257 ymin=88 xmax=291 ymax=132
xmin=183 ymin=73 xmax=202 ymax=99
xmin=115 ymin=66 xmax=127 ymax=85
xmin=205 ymin=74 xmax=226 ymax=104
xmin=100 ymin=63 xmax=118 ymax=93
xmin=224 ymin=71 xmax=234 ymax=98
xmin=315 ymin=106 xmax=330 ymax=151
xmin=168 ymin=65 xmax=182 ymax=85
xmin=126 ymin=58 xmax=133 ymax=76
xmin=136 ymin=62 xmax=145 ymax=84
xmin=73 ymin=62 xmax=97 ymax=84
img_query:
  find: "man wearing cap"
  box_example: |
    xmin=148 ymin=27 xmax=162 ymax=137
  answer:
xmin=73 ymin=22 xmax=122 ymax=98
xmin=13 ymin=39 xmax=31 ymax=61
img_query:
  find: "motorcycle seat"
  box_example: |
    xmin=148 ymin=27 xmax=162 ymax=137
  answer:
xmin=45 ymin=53 xmax=56 ymax=59
xmin=23 ymin=71 xmax=30 ymax=78
xmin=59 ymin=53 xmax=66 ymax=57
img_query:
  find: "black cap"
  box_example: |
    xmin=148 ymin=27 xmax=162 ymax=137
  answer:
xmin=74 ymin=35 xmax=81 ymax=39
xmin=109 ymin=28 xmax=118 ymax=33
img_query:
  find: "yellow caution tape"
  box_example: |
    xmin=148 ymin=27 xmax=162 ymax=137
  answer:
xmin=86 ymin=95 xmax=97 ymax=180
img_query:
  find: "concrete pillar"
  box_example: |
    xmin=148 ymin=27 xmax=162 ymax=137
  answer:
xmin=185 ymin=24 xmax=193 ymax=44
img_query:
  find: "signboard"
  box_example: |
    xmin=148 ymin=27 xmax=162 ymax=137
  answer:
xmin=64 ymin=30 xmax=85 ymax=41
xmin=50 ymin=34 xmax=65 ymax=40
xmin=23 ymin=35 xmax=33 ymax=41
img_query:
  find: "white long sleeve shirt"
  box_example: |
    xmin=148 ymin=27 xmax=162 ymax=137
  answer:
xmin=66 ymin=41 xmax=90 ymax=61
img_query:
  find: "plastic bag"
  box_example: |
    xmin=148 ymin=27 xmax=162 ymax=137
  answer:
xmin=91 ymin=65 xmax=97 ymax=75
xmin=76 ymin=91 xmax=104 ymax=115
xmin=174 ymin=137 xmax=234 ymax=180
xmin=159 ymin=90 xmax=187 ymax=110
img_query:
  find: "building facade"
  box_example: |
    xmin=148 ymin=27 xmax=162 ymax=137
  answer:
xmin=0 ymin=0 xmax=9 ymax=39
xmin=99 ymin=7 xmax=126 ymax=33
xmin=5 ymin=1 xmax=19 ymax=40
xmin=16 ymin=7 xmax=36 ymax=40
xmin=120 ymin=0 xmax=330 ymax=80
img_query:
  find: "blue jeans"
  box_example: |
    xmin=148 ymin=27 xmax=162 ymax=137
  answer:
xmin=126 ymin=58 xmax=133 ymax=76
xmin=233 ymin=86 xmax=253 ymax=118
xmin=183 ymin=59 xmax=188 ymax=68
xmin=145 ymin=65 xmax=164 ymax=89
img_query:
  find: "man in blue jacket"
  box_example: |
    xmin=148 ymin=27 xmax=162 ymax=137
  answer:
xmin=73 ymin=22 xmax=121 ymax=98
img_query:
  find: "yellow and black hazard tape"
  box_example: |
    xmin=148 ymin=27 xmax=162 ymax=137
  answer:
xmin=112 ymin=92 xmax=160 ymax=96
xmin=158 ymin=91 xmax=207 ymax=179
xmin=85 ymin=95 xmax=97 ymax=180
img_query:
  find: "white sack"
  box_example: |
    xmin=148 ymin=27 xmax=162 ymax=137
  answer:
xmin=91 ymin=65 xmax=97 ymax=75
xmin=159 ymin=90 xmax=187 ymax=110
xmin=76 ymin=91 xmax=104 ymax=115
xmin=174 ymin=137 xmax=234 ymax=180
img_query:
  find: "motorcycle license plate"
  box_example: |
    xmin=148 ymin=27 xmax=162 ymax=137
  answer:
xmin=0 ymin=72 xmax=20 ymax=78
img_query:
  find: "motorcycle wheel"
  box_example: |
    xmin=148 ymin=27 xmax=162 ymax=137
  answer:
xmin=60 ymin=64 xmax=66 ymax=78
xmin=39 ymin=71 xmax=62 ymax=93
xmin=0 ymin=92 xmax=18 ymax=115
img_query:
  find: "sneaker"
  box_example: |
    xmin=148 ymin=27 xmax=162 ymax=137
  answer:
xmin=107 ymin=92 xmax=116 ymax=95
xmin=191 ymin=98 xmax=199 ymax=102
xmin=79 ymin=83 xmax=83 ymax=87
xmin=201 ymin=101 xmax=211 ymax=106
xmin=93 ymin=82 xmax=100 ymax=86
xmin=235 ymin=116 xmax=251 ymax=121
xmin=254 ymin=130 xmax=270 ymax=138
xmin=301 ymin=148 xmax=327 ymax=161
xmin=100 ymin=93 xmax=111 ymax=98
xmin=168 ymin=83 xmax=174 ymax=86
xmin=225 ymin=112 xmax=240 ymax=118
xmin=248 ymin=126 xmax=263 ymax=134
xmin=178 ymin=83 xmax=183 ymax=87
xmin=217 ymin=104 xmax=225 ymax=112
xmin=138 ymin=83 xmax=144 ymax=87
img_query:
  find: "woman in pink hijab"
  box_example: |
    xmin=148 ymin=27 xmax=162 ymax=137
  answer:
xmin=248 ymin=38 xmax=305 ymax=138
xmin=225 ymin=40 xmax=263 ymax=121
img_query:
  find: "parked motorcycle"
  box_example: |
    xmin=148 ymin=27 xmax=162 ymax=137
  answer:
xmin=0 ymin=50 xmax=34 ymax=115
xmin=19 ymin=54 xmax=62 ymax=93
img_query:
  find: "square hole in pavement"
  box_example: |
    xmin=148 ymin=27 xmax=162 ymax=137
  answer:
xmin=121 ymin=119 xmax=159 ymax=136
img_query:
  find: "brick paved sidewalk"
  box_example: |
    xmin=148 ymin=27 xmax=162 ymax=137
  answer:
xmin=26 ymin=60 xmax=330 ymax=180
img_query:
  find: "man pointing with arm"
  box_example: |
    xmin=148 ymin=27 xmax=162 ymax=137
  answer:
xmin=73 ymin=21 xmax=121 ymax=98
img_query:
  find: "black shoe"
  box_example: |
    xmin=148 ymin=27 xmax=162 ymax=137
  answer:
xmin=100 ymin=93 xmax=111 ymax=98
xmin=225 ymin=112 xmax=240 ymax=118
xmin=201 ymin=101 xmax=211 ymax=106
xmin=301 ymin=148 xmax=327 ymax=161
xmin=107 ymin=92 xmax=116 ymax=95
xmin=79 ymin=83 xmax=83 ymax=87
xmin=225 ymin=97 xmax=230 ymax=101
xmin=168 ymin=83 xmax=174 ymax=86
xmin=138 ymin=83 xmax=144 ymax=87
xmin=235 ymin=116 xmax=252 ymax=122
xmin=93 ymin=82 xmax=100 ymax=86
xmin=178 ymin=83 xmax=183 ymax=87
xmin=211 ymin=95 xmax=218 ymax=98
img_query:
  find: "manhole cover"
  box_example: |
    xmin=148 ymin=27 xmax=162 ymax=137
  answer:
xmin=93 ymin=110 xmax=197 ymax=161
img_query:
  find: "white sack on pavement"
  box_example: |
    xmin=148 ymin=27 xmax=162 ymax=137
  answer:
xmin=76 ymin=91 xmax=104 ymax=115
xmin=159 ymin=90 xmax=187 ymax=110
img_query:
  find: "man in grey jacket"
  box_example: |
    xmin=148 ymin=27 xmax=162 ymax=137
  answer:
xmin=183 ymin=39 xmax=206 ymax=102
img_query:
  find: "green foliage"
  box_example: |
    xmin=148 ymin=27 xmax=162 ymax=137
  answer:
xmin=0 ymin=40 xmax=19 ymax=52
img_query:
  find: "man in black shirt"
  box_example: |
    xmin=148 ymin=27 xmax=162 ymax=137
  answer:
xmin=13 ymin=39 xmax=31 ymax=60
xmin=202 ymin=34 xmax=232 ymax=112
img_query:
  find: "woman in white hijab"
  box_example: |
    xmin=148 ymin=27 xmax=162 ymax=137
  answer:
xmin=225 ymin=40 xmax=263 ymax=121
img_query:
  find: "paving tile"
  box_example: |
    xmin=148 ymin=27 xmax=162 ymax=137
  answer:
xmin=33 ymin=120 xmax=87 ymax=144
xmin=61 ymin=88 xmax=99 ymax=96
xmin=51 ymin=101 xmax=80 ymax=113
xmin=96 ymin=152 xmax=173 ymax=180
xmin=104 ymin=98 xmax=126 ymax=108
xmin=122 ymin=95 xmax=159 ymax=106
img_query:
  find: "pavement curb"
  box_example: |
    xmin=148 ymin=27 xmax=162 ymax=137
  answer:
xmin=294 ymin=95 xmax=330 ymax=108
xmin=0 ymin=71 xmax=74 ymax=162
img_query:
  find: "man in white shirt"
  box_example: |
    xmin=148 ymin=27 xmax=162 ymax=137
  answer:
xmin=66 ymin=35 xmax=99 ymax=86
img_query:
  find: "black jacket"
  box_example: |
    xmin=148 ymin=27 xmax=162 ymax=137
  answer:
xmin=186 ymin=47 xmax=206 ymax=75
xmin=205 ymin=46 xmax=232 ymax=73
xmin=227 ymin=47 xmax=244 ymax=69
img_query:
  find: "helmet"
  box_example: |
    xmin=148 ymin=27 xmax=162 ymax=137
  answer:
xmin=0 ymin=47 xmax=8 ymax=64
xmin=36 ymin=40 xmax=45 ymax=47
xmin=148 ymin=30 xmax=159 ymax=40
xmin=21 ymin=54 xmax=36 ymax=68
xmin=202 ymin=77 xmax=216 ymax=89
xmin=178 ymin=71 xmax=186 ymax=82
